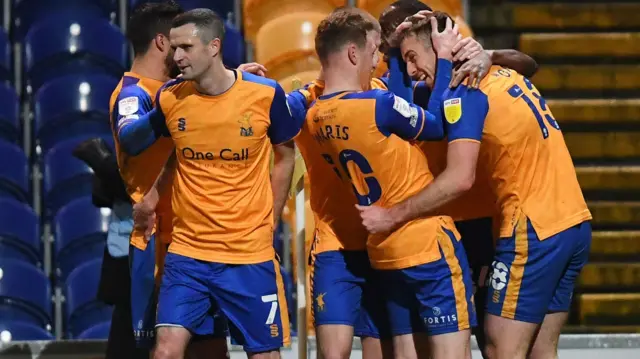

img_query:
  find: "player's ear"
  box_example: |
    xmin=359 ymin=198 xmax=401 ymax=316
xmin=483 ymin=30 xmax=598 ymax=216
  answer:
xmin=347 ymin=43 xmax=358 ymax=66
xmin=209 ymin=38 xmax=221 ymax=57
xmin=154 ymin=33 xmax=168 ymax=52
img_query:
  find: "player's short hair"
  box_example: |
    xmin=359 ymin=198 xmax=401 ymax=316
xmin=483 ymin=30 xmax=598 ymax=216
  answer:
xmin=315 ymin=6 xmax=381 ymax=65
xmin=395 ymin=11 xmax=453 ymax=49
xmin=127 ymin=1 xmax=183 ymax=57
xmin=379 ymin=0 xmax=433 ymax=42
xmin=172 ymin=8 xmax=225 ymax=46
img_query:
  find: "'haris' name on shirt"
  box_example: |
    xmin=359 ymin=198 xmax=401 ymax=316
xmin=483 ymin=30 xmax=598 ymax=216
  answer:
xmin=312 ymin=108 xmax=350 ymax=144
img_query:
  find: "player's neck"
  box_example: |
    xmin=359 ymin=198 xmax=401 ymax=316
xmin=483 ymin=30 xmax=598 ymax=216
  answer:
xmin=194 ymin=61 xmax=236 ymax=96
xmin=130 ymin=55 xmax=171 ymax=83
xmin=322 ymin=68 xmax=361 ymax=96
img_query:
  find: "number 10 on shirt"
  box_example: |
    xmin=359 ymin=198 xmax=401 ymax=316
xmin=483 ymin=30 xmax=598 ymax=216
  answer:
xmin=322 ymin=149 xmax=382 ymax=206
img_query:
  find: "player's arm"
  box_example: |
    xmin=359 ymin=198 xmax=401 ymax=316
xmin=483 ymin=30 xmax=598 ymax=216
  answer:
xmin=488 ymin=50 xmax=538 ymax=78
xmin=386 ymin=48 xmax=412 ymax=103
xmin=133 ymin=150 xmax=176 ymax=237
xmin=375 ymin=90 xmax=443 ymax=142
xmin=449 ymin=37 xmax=539 ymax=88
xmin=383 ymin=90 xmax=488 ymax=229
xmin=451 ymin=37 xmax=538 ymax=77
xmin=117 ymin=89 xmax=170 ymax=156
xmin=286 ymin=90 xmax=310 ymax=129
xmin=269 ymin=84 xmax=301 ymax=226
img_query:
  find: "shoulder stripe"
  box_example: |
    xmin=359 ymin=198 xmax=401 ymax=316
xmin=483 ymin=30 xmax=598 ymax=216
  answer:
xmin=155 ymin=77 xmax=186 ymax=105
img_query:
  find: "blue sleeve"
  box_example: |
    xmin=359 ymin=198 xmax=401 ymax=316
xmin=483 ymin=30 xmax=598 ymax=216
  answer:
xmin=426 ymin=59 xmax=453 ymax=127
xmin=412 ymin=81 xmax=430 ymax=108
xmin=386 ymin=48 xmax=412 ymax=103
xmin=374 ymin=90 xmax=444 ymax=141
xmin=116 ymin=86 xmax=168 ymax=155
xmin=268 ymin=83 xmax=301 ymax=145
xmin=444 ymin=86 xmax=489 ymax=142
xmin=286 ymin=90 xmax=309 ymax=129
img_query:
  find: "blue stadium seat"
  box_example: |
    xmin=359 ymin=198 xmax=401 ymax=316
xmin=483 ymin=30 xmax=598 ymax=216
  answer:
xmin=34 ymin=75 xmax=118 ymax=154
xmin=65 ymin=258 xmax=113 ymax=338
xmin=25 ymin=18 xmax=126 ymax=93
xmin=223 ymin=24 xmax=245 ymax=68
xmin=43 ymin=135 xmax=115 ymax=216
xmin=0 ymin=259 xmax=52 ymax=327
xmin=76 ymin=321 xmax=111 ymax=340
xmin=0 ymin=28 xmax=11 ymax=82
xmin=0 ymin=198 xmax=40 ymax=265
xmin=0 ymin=142 xmax=29 ymax=203
xmin=0 ymin=321 xmax=54 ymax=341
xmin=0 ymin=83 xmax=20 ymax=144
xmin=14 ymin=0 xmax=116 ymax=41
xmin=54 ymin=196 xmax=108 ymax=280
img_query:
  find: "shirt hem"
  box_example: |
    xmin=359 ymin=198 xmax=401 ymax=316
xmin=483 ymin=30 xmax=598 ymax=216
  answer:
xmin=169 ymin=244 xmax=276 ymax=264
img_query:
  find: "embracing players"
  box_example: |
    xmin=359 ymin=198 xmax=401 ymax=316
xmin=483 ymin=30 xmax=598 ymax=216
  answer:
xmin=300 ymin=7 xmax=476 ymax=359
xmin=285 ymin=2 xmax=539 ymax=358
xmin=360 ymin=11 xmax=591 ymax=359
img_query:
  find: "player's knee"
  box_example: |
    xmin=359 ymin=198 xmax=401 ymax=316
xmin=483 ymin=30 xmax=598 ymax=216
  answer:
xmin=246 ymin=349 xmax=280 ymax=359
xmin=154 ymin=328 xmax=189 ymax=359
xmin=153 ymin=345 xmax=179 ymax=359
xmin=528 ymin=340 xmax=559 ymax=359
xmin=319 ymin=344 xmax=351 ymax=359
xmin=482 ymin=341 xmax=498 ymax=359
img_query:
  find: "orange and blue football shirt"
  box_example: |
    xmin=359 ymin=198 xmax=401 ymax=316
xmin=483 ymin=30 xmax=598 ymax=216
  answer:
xmin=303 ymin=88 xmax=458 ymax=270
xmin=286 ymin=78 xmax=388 ymax=253
xmin=442 ymin=66 xmax=592 ymax=240
xmin=109 ymin=72 xmax=174 ymax=250
xmin=152 ymin=70 xmax=299 ymax=264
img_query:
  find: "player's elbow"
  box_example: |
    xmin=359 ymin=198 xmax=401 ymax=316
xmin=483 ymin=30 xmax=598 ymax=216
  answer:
xmin=455 ymin=171 xmax=475 ymax=193
xmin=119 ymin=128 xmax=144 ymax=156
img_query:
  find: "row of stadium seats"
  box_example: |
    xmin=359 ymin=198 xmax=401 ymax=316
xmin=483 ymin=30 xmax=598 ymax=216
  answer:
xmin=0 ymin=195 xmax=109 ymax=275
xmin=0 ymin=258 xmax=112 ymax=340
xmin=7 ymin=0 xmax=234 ymax=40
xmin=0 ymin=194 xmax=296 ymax=340
xmin=0 ymin=134 xmax=116 ymax=215
xmin=0 ymin=16 xmax=244 ymax=92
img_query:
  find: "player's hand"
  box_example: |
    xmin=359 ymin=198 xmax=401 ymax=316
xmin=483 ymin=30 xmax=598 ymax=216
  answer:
xmin=452 ymin=37 xmax=484 ymax=63
xmin=355 ymin=205 xmax=398 ymax=234
xmin=391 ymin=10 xmax=433 ymax=47
xmin=133 ymin=199 xmax=156 ymax=241
xmin=450 ymin=50 xmax=491 ymax=88
xmin=431 ymin=16 xmax=459 ymax=61
xmin=238 ymin=62 xmax=267 ymax=77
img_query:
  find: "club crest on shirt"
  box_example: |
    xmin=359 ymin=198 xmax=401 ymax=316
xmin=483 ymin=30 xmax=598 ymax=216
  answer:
xmin=444 ymin=98 xmax=462 ymax=124
xmin=239 ymin=112 xmax=254 ymax=137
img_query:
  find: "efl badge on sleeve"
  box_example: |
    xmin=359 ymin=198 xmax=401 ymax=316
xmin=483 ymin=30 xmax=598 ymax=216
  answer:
xmin=444 ymin=98 xmax=462 ymax=124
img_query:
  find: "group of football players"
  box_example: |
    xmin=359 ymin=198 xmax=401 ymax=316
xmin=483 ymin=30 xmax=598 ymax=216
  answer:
xmin=107 ymin=1 xmax=592 ymax=359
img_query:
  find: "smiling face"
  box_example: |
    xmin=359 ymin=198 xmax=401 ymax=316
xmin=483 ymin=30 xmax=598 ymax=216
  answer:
xmin=400 ymin=32 xmax=437 ymax=88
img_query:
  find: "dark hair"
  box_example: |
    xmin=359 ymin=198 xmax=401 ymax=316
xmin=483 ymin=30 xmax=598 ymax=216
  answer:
xmin=127 ymin=1 xmax=183 ymax=57
xmin=379 ymin=0 xmax=433 ymax=53
xmin=315 ymin=7 xmax=381 ymax=65
xmin=395 ymin=11 xmax=453 ymax=49
xmin=172 ymin=8 xmax=225 ymax=46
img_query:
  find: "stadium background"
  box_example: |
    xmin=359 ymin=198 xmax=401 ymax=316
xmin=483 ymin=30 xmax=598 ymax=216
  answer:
xmin=0 ymin=0 xmax=639 ymax=356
